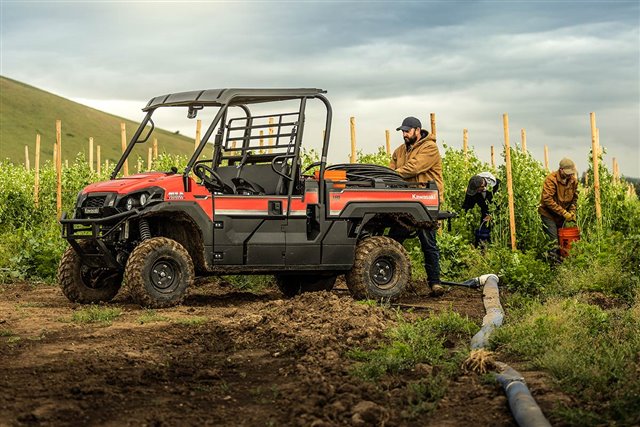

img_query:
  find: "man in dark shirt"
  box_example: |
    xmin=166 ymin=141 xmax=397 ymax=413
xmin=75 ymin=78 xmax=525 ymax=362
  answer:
xmin=462 ymin=172 xmax=500 ymax=246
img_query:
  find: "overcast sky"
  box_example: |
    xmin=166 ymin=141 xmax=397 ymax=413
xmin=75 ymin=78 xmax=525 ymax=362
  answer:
xmin=1 ymin=1 xmax=639 ymax=176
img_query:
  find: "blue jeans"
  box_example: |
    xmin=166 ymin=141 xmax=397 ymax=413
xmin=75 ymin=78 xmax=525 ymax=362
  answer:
xmin=388 ymin=226 xmax=441 ymax=286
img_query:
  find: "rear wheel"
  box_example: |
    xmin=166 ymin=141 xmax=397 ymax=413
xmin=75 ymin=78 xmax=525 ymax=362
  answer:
xmin=275 ymin=274 xmax=337 ymax=298
xmin=346 ymin=236 xmax=410 ymax=301
xmin=125 ymin=237 xmax=194 ymax=308
xmin=58 ymin=243 xmax=123 ymax=303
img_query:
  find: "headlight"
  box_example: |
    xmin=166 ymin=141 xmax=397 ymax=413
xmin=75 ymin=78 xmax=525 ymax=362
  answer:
xmin=126 ymin=197 xmax=135 ymax=211
xmin=139 ymin=193 xmax=148 ymax=206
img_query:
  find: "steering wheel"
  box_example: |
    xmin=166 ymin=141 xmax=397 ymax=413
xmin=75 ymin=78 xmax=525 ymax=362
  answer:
xmin=193 ymin=163 xmax=233 ymax=194
xmin=231 ymin=177 xmax=265 ymax=195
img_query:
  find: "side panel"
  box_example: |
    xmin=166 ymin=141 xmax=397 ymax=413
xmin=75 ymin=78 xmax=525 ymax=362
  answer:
xmin=246 ymin=220 xmax=286 ymax=265
xmin=321 ymin=221 xmax=356 ymax=267
xmin=328 ymin=188 xmax=439 ymax=220
xmin=213 ymin=196 xmax=286 ymax=266
xmin=284 ymin=217 xmax=321 ymax=266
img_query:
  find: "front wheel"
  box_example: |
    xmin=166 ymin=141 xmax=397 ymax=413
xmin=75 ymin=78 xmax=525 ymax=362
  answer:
xmin=345 ymin=236 xmax=411 ymax=301
xmin=124 ymin=237 xmax=194 ymax=308
xmin=275 ymin=274 xmax=337 ymax=298
xmin=58 ymin=243 xmax=123 ymax=303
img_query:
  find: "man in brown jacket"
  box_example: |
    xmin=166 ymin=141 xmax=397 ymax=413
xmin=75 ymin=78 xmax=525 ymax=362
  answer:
xmin=389 ymin=116 xmax=444 ymax=296
xmin=538 ymin=157 xmax=579 ymax=254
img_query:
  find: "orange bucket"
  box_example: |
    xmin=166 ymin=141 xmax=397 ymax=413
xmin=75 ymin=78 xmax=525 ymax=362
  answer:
xmin=558 ymin=226 xmax=580 ymax=257
xmin=314 ymin=170 xmax=347 ymax=189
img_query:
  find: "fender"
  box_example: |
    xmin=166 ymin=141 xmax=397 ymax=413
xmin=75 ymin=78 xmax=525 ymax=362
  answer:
xmin=143 ymin=201 xmax=214 ymax=271
xmin=338 ymin=201 xmax=437 ymax=223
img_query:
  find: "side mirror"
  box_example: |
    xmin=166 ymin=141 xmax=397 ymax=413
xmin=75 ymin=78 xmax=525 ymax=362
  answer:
xmin=187 ymin=104 xmax=204 ymax=119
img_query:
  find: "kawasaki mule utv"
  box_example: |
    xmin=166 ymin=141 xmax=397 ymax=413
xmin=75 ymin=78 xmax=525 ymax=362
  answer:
xmin=58 ymin=88 xmax=450 ymax=308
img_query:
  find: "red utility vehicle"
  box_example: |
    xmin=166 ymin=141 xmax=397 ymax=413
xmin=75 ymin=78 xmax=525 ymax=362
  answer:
xmin=58 ymin=89 xmax=451 ymax=307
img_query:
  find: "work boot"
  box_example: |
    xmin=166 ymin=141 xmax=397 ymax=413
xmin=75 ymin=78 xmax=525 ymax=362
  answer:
xmin=430 ymin=283 xmax=445 ymax=297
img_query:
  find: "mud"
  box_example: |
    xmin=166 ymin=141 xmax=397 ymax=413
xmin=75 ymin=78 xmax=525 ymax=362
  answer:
xmin=0 ymin=279 xmax=562 ymax=426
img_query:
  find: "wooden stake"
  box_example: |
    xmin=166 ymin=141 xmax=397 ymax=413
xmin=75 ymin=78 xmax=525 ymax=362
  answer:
xmin=430 ymin=113 xmax=436 ymax=138
xmin=97 ymin=145 xmax=101 ymax=175
xmin=153 ymin=138 xmax=158 ymax=160
xmin=89 ymin=137 xmax=94 ymax=172
xmin=137 ymin=159 xmax=142 ymax=173
xmin=65 ymin=159 xmax=68 ymax=169
xmin=544 ymin=145 xmax=549 ymax=171
xmin=612 ymin=157 xmax=618 ymax=184
xmin=349 ymin=116 xmax=357 ymax=163
xmin=53 ymin=142 xmax=57 ymax=171
xmin=490 ymin=145 xmax=495 ymax=168
xmin=385 ymin=130 xmax=391 ymax=155
xmin=120 ymin=122 xmax=129 ymax=176
xmin=106 ymin=159 xmax=110 ymax=172
xmin=56 ymin=120 xmax=62 ymax=220
xmin=521 ymin=128 xmax=527 ymax=152
xmin=24 ymin=146 xmax=30 ymax=171
xmin=148 ymin=147 xmax=153 ymax=171
xmin=590 ymin=112 xmax=601 ymax=224
xmin=462 ymin=129 xmax=468 ymax=159
xmin=195 ymin=119 xmax=202 ymax=152
xmin=34 ymin=134 xmax=40 ymax=207
xmin=503 ymin=114 xmax=517 ymax=251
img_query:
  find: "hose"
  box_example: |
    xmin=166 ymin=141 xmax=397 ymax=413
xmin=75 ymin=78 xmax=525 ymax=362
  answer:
xmin=466 ymin=274 xmax=551 ymax=427
xmin=326 ymin=163 xmax=408 ymax=187
xmin=470 ymin=274 xmax=503 ymax=349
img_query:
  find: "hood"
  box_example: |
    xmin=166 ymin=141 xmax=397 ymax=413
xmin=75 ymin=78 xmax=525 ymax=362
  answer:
xmin=407 ymin=130 xmax=436 ymax=150
xmin=82 ymin=172 xmax=183 ymax=194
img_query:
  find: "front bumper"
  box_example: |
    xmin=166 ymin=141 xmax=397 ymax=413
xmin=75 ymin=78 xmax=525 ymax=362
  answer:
xmin=60 ymin=210 xmax=139 ymax=269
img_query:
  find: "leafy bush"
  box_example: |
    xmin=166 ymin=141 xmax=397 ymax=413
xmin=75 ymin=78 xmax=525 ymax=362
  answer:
xmin=548 ymin=231 xmax=640 ymax=302
xmin=491 ymin=299 xmax=640 ymax=425
xmin=356 ymin=146 xmax=391 ymax=167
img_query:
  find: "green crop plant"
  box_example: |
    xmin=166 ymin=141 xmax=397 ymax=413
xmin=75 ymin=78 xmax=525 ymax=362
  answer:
xmin=491 ymin=298 xmax=640 ymax=425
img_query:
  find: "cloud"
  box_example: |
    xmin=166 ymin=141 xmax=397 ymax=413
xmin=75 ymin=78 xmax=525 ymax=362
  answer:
xmin=1 ymin=0 xmax=638 ymax=175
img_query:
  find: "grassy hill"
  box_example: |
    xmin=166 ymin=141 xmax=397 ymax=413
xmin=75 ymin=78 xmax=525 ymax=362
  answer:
xmin=0 ymin=76 xmax=195 ymax=166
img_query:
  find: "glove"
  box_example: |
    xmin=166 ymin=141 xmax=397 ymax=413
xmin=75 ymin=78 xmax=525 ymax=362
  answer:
xmin=564 ymin=212 xmax=576 ymax=222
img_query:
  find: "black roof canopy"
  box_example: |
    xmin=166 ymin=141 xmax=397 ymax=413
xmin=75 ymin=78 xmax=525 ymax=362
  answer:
xmin=143 ymin=88 xmax=327 ymax=111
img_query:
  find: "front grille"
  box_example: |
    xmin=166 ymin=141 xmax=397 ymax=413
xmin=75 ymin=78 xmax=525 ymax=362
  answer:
xmin=84 ymin=196 xmax=106 ymax=208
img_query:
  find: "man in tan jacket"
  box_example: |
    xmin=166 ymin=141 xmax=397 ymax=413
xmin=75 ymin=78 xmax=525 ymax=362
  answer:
xmin=538 ymin=157 xmax=579 ymax=256
xmin=389 ymin=116 xmax=444 ymax=296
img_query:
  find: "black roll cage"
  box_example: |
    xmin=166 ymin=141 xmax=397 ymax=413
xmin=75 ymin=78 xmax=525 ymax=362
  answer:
xmin=112 ymin=88 xmax=333 ymax=201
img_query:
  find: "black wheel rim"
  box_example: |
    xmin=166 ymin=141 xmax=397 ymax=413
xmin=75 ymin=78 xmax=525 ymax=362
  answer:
xmin=150 ymin=258 xmax=179 ymax=293
xmin=370 ymin=257 xmax=395 ymax=289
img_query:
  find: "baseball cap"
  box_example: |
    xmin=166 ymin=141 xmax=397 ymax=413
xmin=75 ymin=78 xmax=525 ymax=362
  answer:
xmin=559 ymin=158 xmax=577 ymax=175
xmin=466 ymin=175 xmax=486 ymax=196
xmin=396 ymin=116 xmax=422 ymax=132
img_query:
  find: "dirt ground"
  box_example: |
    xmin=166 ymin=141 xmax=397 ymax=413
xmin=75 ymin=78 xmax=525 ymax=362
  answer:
xmin=0 ymin=278 xmax=563 ymax=426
